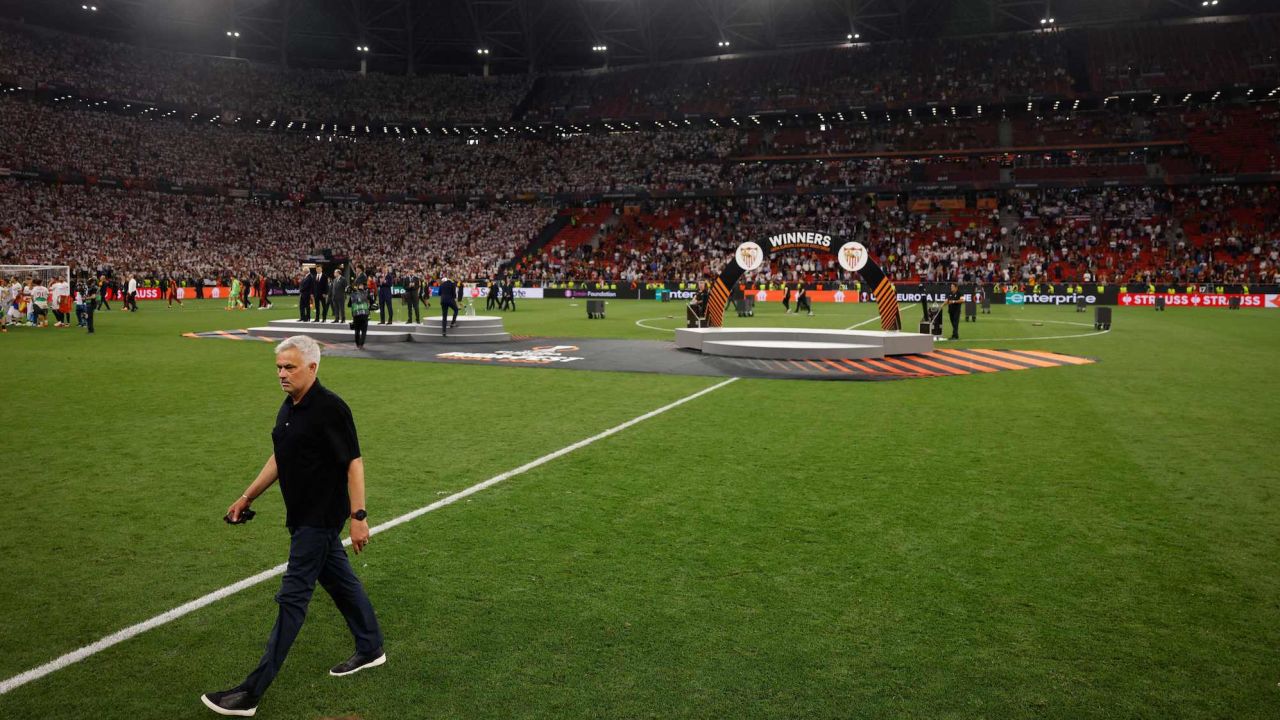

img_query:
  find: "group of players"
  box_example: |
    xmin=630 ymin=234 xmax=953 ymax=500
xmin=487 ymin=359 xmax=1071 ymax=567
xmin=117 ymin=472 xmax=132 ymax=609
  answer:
xmin=0 ymin=271 xmax=196 ymax=334
xmin=1 ymin=274 xmax=83 ymax=332
xmin=223 ymin=274 xmax=272 ymax=311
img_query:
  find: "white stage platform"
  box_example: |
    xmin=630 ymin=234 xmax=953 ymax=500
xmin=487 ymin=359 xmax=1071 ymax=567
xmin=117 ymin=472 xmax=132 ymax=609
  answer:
xmin=675 ymin=327 xmax=933 ymax=359
xmin=701 ymin=339 xmax=883 ymax=360
xmin=413 ymin=315 xmax=511 ymax=343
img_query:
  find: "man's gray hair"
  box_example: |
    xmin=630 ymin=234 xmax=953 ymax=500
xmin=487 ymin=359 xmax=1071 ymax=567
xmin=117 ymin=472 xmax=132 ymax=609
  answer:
xmin=275 ymin=335 xmax=322 ymax=367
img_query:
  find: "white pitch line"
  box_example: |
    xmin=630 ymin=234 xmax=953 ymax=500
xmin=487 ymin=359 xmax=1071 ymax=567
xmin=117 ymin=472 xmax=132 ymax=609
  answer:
xmin=953 ymin=328 xmax=1112 ymax=342
xmin=0 ymin=377 xmax=740 ymax=697
xmin=844 ymin=303 xmax=916 ymax=331
xmin=635 ymin=316 xmax=677 ymax=332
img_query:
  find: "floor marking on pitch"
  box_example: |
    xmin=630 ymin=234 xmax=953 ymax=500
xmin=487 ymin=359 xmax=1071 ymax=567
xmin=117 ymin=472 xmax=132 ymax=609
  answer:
xmin=635 ymin=316 xmax=679 ymax=332
xmin=844 ymin=303 xmax=916 ymax=331
xmin=0 ymin=377 xmax=740 ymax=697
xmin=952 ymin=317 xmax=1111 ymax=342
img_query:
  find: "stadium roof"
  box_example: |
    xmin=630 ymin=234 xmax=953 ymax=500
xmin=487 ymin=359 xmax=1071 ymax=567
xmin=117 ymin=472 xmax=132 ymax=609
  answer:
xmin=1 ymin=0 xmax=1274 ymax=75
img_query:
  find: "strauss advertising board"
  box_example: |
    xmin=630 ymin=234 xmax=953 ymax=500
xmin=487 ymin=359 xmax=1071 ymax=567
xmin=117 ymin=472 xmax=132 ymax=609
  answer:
xmin=1118 ymin=293 xmax=1267 ymax=308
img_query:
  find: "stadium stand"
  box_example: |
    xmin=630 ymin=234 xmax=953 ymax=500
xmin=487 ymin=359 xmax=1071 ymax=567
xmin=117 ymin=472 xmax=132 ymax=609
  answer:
xmin=1 ymin=18 xmax=1278 ymax=289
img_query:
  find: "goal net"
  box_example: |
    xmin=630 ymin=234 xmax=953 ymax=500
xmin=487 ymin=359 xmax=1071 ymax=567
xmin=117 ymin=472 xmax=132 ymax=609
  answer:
xmin=0 ymin=264 xmax=70 ymax=289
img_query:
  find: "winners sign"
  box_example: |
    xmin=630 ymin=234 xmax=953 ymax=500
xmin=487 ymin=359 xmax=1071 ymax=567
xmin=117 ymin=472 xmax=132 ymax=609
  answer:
xmin=706 ymin=230 xmax=900 ymax=330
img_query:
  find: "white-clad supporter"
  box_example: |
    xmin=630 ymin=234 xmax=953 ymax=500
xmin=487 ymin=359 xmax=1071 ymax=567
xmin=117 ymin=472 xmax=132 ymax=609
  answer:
xmin=50 ymin=277 xmax=71 ymax=327
xmin=7 ymin=280 xmax=22 ymax=327
xmin=30 ymin=279 xmax=50 ymax=328
xmin=5 ymin=294 xmax=22 ymax=328
xmin=0 ymin=277 xmax=10 ymax=332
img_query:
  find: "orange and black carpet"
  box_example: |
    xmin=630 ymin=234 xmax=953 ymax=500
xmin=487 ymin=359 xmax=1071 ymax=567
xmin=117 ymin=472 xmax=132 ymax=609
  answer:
xmin=184 ymin=329 xmax=275 ymax=342
xmin=714 ymin=348 xmax=1096 ymax=380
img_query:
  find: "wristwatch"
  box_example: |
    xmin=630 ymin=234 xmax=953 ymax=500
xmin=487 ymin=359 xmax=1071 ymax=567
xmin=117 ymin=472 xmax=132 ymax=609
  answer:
xmin=351 ymin=509 xmax=367 ymax=521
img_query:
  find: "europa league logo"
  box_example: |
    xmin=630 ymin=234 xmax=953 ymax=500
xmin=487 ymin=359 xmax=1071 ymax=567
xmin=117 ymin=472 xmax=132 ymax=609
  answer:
xmin=735 ymin=241 xmax=764 ymax=272
xmin=837 ymin=241 xmax=869 ymax=273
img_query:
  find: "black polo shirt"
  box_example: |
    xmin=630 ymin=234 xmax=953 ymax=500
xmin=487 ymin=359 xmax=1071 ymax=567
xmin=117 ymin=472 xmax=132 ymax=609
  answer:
xmin=271 ymin=379 xmax=361 ymax=529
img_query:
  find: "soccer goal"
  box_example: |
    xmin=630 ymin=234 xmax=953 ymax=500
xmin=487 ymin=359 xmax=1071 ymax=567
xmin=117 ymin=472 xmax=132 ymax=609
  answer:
xmin=0 ymin=264 xmax=71 ymax=288
xmin=0 ymin=265 xmax=69 ymax=284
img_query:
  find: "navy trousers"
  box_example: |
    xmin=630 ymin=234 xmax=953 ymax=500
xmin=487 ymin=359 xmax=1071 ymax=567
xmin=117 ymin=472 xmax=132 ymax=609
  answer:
xmin=241 ymin=526 xmax=382 ymax=697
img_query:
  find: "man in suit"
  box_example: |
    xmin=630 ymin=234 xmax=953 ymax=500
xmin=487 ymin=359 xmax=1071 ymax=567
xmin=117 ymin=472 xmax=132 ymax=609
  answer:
xmin=377 ymin=268 xmax=395 ymax=325
xmin=315 ymin=271 xmax=330 ymax=323
xmin=402 ymin=271 xmax=421 ymax=325
xmin=438 ymin=276 xmax=459 ymax=336
xmin=330 ymin=268 xmax=348 ymax=325
xmin=299 ymin=267 xmax=316 ymax=322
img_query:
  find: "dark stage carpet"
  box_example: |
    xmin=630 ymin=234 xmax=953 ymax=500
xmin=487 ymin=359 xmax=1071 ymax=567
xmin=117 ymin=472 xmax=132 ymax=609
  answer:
xmin=187 ymin=330 xmax=1095 ymax=381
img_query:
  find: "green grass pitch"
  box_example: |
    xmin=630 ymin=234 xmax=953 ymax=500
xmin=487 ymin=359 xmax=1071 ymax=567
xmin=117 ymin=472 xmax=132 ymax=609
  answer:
xmin=2 ymin=298 xmax=1278 ymax=719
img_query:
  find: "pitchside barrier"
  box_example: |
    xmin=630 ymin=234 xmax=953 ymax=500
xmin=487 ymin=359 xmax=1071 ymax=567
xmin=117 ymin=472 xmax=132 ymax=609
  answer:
xmin=112 ymin=284 xmax=1280 ymax=308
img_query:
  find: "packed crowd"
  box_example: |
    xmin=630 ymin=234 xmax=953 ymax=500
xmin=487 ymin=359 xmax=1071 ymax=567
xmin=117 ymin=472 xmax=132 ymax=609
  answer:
xmin=0 ymin=98 xmax=742 ymax=195
xmin=0 ymin=26 xmax=527 ymax=123
xmin=10 ymin=94 xmax=1271 ymax=199
xmin=3 ymin=16 xmax=1277 ymax=291
xmin=3 ymin=18 xmax=1271 ymax=131
xmin=2 ymin=176 xmax=1275 ymax=288
xmin=514 ymin=184 xmax=1280 ymax=286
xmin=0 ymin=180 xmax=552 ymax=285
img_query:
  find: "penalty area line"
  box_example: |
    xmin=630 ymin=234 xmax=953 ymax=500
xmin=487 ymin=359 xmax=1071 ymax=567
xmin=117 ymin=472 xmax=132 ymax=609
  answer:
xmin=0 ymin=376 xmax=740 ymax=697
